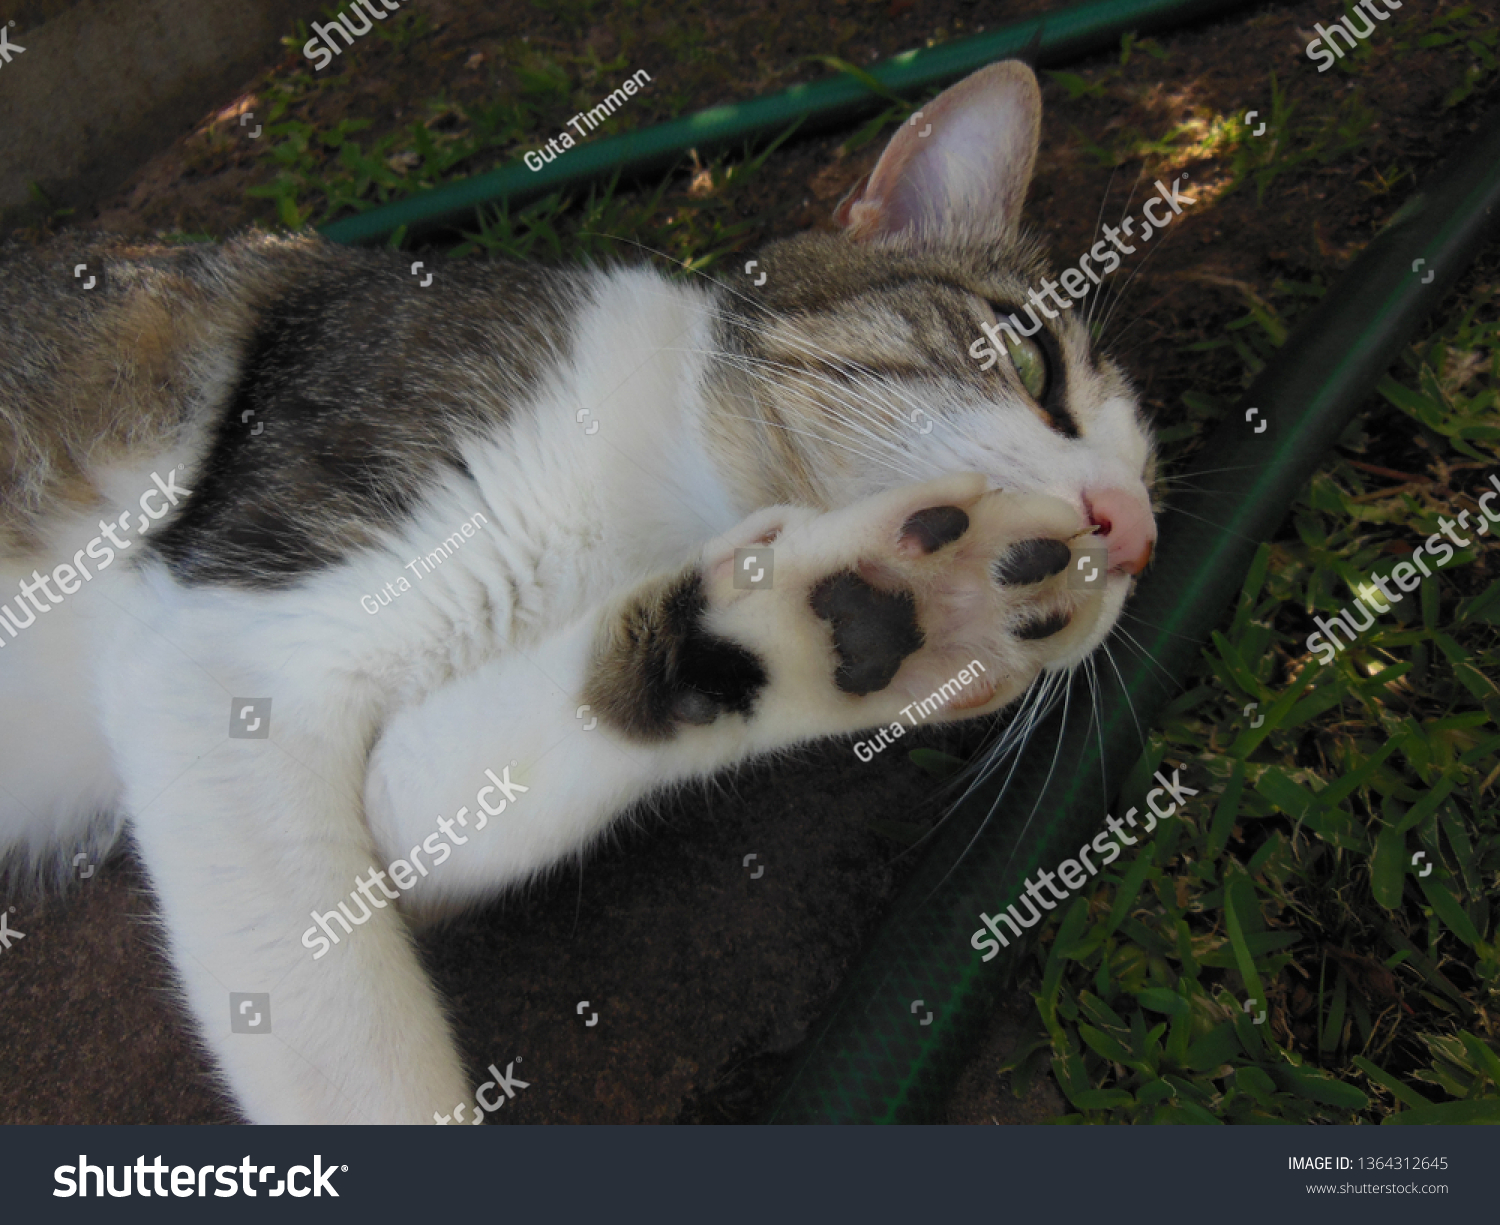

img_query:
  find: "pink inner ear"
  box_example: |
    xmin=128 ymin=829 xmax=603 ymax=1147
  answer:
xmin=838 ymin=61 xmax=1042 ymax=244
xmin=832 ymin=171 xmax=874 ymax=230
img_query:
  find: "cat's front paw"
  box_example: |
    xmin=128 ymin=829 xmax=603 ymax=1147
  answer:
xmin=703 ymin=474 xmax=1108 ymax=740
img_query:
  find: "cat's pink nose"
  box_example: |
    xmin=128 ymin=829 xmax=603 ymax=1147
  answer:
xmin=1084 ymin=488 xmax=1156 ymax=576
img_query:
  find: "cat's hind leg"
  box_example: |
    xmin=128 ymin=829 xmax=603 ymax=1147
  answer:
xmin=0 ymin=555 xmax=123 ymax=886
xmin=95 ymin=581 xmax=472 ymax=1124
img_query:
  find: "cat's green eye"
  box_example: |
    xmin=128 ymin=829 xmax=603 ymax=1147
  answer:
xmin=1002 ymin=334 xmax=1049 ymax=401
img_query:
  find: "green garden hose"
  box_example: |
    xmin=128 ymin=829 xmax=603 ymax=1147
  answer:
xmin=766 ymin=104 xmax=1500 ymax=1123
xmin=320 ymin=0 xmax=1259 ymax=246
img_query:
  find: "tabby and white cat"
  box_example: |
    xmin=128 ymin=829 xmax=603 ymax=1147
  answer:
xmin=0 ymin=61 xmax=1156 ymax=1123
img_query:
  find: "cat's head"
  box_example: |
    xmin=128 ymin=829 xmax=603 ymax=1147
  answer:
xmin=707 ymin=60 xmax=1156 ymax=680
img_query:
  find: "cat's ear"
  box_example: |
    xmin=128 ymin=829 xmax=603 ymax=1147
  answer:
xmin=834 ymin=61 xmax=1041 ymax=244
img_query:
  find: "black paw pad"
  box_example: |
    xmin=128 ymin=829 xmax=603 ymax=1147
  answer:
xmin=1015 ymin=610 xmax=1071 ymax=641
xmin=900 ymin=506 xmax=969 ymax=554
xmin=809 ymin=571 xmax=924 ymax=696
xmin=993 ymin=538 xmax=1072 ymax=586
